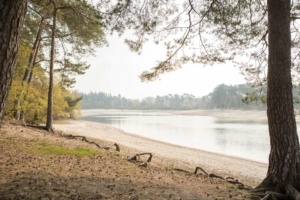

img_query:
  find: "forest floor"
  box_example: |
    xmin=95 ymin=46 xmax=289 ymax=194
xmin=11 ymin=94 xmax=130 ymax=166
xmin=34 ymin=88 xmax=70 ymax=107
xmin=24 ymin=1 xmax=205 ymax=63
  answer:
xmin=0 ymin=120 xmax=260 ymax=200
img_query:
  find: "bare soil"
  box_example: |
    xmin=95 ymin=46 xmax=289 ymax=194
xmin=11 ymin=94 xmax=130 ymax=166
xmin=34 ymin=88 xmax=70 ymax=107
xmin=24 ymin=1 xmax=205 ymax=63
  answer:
xmin=0 ymin=120 xmax=254 ymax=200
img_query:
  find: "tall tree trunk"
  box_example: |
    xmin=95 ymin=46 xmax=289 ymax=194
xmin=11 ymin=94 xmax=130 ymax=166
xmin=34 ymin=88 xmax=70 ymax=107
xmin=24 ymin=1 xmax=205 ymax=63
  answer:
xmin=28 ymin=36 xmax=42 ymax=83
xmin=46 ymin=3 xmax=56 ymax=131
xmin=259 ymin=0 xmax=300 ymax=191
xmin=0 ymin=0 xmax=27 ymax=127
xmin=23 ymin=18 xmax=45 ymax=83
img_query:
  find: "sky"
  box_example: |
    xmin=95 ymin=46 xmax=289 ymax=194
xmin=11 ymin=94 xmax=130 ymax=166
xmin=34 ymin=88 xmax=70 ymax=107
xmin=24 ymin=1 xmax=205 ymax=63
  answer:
xmin=74 ymin=34 xmax=246 ymax=99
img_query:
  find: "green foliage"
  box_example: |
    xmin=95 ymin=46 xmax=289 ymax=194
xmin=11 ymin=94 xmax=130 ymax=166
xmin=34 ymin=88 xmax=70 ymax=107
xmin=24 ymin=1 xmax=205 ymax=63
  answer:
xmin=22 ymin=83 xmax=48 ymax=121
xmin=5 ymin=0 xmax=103 ymax=123
xmin=56 ymin=59 xmax=90 ymax=88
xmin=6 ymin=42 xmax=81 ymax=121
xmin=64 ymin=90 xmax=83 ymax=119
xmin=52 ymin=85 xmax=69 ymax=120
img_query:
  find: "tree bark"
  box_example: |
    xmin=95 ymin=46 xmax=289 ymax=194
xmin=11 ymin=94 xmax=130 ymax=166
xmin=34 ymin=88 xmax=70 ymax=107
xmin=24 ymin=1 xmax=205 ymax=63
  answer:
xmin=0 ymin=0 xmax=27 ymax=127
xmin=260 ymin=0 xmax=300 ymax=191
xmin=46 ymin=2 xmax=56 ymax=131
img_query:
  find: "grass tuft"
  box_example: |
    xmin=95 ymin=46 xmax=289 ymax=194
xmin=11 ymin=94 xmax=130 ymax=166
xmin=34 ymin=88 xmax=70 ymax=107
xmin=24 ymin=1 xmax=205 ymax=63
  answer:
xmin=25 ymin=143 xmax=101 ymax=157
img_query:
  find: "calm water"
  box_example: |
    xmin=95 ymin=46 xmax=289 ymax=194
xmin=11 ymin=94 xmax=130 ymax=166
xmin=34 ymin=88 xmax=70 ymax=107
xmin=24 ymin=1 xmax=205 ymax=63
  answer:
xmin=80 ymin=111 xmax=294 ymax=163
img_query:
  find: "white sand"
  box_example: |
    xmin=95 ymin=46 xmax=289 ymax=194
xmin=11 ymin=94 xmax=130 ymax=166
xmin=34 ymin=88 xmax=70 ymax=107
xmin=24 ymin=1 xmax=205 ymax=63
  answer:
xmin=55 ymin=109 xmax=269 ymax=185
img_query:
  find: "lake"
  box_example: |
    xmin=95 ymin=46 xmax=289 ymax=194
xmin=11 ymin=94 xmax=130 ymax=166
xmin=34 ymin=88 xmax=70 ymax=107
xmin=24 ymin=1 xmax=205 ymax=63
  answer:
xmin=80 ymin=110 xmax=297 ymax=163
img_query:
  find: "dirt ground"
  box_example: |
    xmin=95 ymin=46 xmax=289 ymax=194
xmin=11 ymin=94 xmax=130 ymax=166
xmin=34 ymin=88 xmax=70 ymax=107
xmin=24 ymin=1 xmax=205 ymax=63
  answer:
xmin=0 ymin=120 xmax=256 ymax=200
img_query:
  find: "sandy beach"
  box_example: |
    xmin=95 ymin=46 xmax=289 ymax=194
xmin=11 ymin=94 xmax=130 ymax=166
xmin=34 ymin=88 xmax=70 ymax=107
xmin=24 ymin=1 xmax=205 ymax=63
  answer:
xmin=54 ymin=109 xmax=269 ymax=186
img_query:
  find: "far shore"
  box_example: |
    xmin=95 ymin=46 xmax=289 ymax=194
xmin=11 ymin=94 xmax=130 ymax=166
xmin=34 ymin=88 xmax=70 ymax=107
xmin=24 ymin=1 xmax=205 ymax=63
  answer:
xmin=55 ymin=109 xmax=270 ymax=186
xmin=79 ymin=108 xmax=300 ymax=121
xmin=80 ymin=109 xmax=269 ymax=122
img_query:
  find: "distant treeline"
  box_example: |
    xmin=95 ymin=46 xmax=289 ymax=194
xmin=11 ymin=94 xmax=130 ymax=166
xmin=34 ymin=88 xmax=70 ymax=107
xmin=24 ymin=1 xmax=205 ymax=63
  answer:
xmin=80 ymin=84 xmax=271 ymax=110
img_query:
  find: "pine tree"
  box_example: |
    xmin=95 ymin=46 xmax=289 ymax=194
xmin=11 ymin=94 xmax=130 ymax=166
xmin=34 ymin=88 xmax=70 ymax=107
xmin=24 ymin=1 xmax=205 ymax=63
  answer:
xmin=0 ymin=0 xmax=27 ymax=127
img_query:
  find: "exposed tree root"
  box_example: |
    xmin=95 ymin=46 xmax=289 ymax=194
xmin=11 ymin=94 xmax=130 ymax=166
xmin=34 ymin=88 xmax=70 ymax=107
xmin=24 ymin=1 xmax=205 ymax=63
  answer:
xmin=261 ymin=193 xmax=277 ymax=200
xmin=194 ymin=166 xmax=208 ymax=176
xmin=173 ymin=168 xmax=191 ymax=174
xmin=127 ymin=153 xmax=153 ymax=163
xmin=60 ymin=134 xmax=121 ymax=152
xmin=266 ymin=191 xmax=287 ymax=200
xmin=193 ymin=166 xmax=252 ymax=190
xmin=23 ymin=124 xmax=53 ymax=132
xmin=252 ymin=176 xmax=300 ymax=200
xmin=127 ymin=153 xmax=153 ymax=167
xmin=286 ymin=184 xmax=300 ymax=200
xmin=194 ymin=166 xmax=224 ymax=180
xmin=20 ymin=120 xmax=54 ymax=133
xmin=259 ymin=192 xmax=288 ymax=200
xmin=103 ymin=143 xmax=120 ymax=152
xmin=138 ymin=162 xmax=148 ymax=168
xmin=250 ymin=189 xmax=280 ymax=200
xmin=48 ymin=127 xmax=54 ymax=133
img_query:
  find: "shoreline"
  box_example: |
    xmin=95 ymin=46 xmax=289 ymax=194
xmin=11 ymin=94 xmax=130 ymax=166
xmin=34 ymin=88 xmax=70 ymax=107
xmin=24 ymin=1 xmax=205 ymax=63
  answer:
xmin=54 ymin=114 xmax=268 ymax=186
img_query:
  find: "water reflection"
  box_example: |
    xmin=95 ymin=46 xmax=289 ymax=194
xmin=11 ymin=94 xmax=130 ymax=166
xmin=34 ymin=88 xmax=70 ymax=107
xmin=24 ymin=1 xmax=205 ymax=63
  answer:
xmin=81 ymin=112 xmax=272 ymax=163
xmin=214 ymin=125 xmax=269 ymax=162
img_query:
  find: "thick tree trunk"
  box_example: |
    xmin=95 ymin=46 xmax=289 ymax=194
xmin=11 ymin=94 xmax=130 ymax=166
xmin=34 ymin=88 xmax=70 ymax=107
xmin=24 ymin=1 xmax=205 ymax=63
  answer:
xmin=0 ymin=0 xmax=27 ymax=127
xmin=46 ymin=4 xmax=56 ymax=131
xmin=260 ymin=0 xmax=300 ymax=191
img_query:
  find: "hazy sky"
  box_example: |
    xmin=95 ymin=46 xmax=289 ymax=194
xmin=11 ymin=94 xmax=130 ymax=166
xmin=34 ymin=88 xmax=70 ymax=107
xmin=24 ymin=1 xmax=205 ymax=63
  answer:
xmin=74 ymin=34 xmax=246 ymax=99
